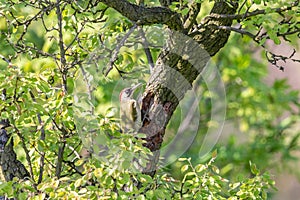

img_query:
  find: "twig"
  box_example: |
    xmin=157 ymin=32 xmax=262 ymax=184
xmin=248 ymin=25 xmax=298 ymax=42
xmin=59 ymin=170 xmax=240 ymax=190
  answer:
xmin=209 ymin=1 xmax=299 ymax=20
xmin=56 ymin=140 xmax=66 ymax=178
xmin=12 ymin=42 xmax=58 ymax=60
xmin=266 ymin=49 xmax=300 ymax=71
xmin=52 ymin=0 xmax=69 ymax=178
xmin=50 ymin=115 xmax=69 ymax=178
xmin=79 ymin=63 xmax=95 ymax=115
xmin=62 ymin=160 xmax=84 ymax=176
xmin=55 ymin=0 xmax=68 ymax=93
xmin=10 ymin=74 xmax=36 ymax=183
xmin=237 ymin=0 xmax=248 ymax=15
xmin=0 ymin=54 xmax=13 ymax=66
xmin=13 ymin=125 xmax=35 ymax=184
xmin=29 ymin=91 xmax=46 ymax=184
xmin=62 ymin=159 xmax=84 ymax=176
xmin=215 ymin=25 xmax=256 ymax=39
xmin=214 ymin=25 xmax=300 ymax=71
xmin=138 ymin=26 xmax=154 ymax=73
xmin=66 ymin=142 xmax=82 ymax=161
xmin=104 ymin=23 xmax=138 ymax=76
xmin=30 ymin=142 xmax=56 ymax=168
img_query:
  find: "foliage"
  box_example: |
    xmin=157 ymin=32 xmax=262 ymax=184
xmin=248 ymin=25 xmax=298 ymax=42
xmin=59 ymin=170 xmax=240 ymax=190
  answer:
xmin=175 ymin=32 xmax=300 ymax=181
xmin=215 ymin=33 xmax=300 ymax=179
xmin=0 ymin=0 xmax=299 ymax=199
xmin=0 ymin=151 xmax=275 ymax=200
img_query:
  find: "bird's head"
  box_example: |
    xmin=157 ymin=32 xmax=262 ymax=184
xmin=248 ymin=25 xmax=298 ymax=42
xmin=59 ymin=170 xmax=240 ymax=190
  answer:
xmin=119 ymin=83 xmax=142 ymax=102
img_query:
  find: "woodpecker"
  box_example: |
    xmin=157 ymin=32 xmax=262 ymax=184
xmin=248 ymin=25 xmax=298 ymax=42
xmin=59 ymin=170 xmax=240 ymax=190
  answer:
xmin=119 ymin=83 xmax=142 ymax=133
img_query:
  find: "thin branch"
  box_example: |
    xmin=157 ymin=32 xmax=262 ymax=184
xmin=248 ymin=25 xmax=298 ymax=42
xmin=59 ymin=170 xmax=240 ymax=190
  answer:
xmin=214 ymin=25 xmax=300 ymax=71
xmin=10 ymin=74 xmax=36 ymax=183
xmin=278 ymin=28 xmax=300 ymax=37
xmin=65 ymin=23 xmax=86 ymax=52
xmin=239 ymin=1 xmax=252 ymax=24
xmin=209 ymin=1 xmax=299 ymax=20
xmin=30 ymin=142 xmax=56 ymax=168
xmin=55 ymin=0 xmax=68 ymax=94
xmin=81 ymin=6 xmax=108 ymax=24
xmin=66 ymin=142 xmax=82 ymax=161
xmin=79 ymin=63 xmax=95 ymax=115
xmin=12 ymin=42 xmax=58 ymax=60
xmin=215 ymin=25 xmax=256 ymax=39
xmin=104 ymin=23 xmax=138 ymax=76
xmin=13 ymin=125 xmax=35 ymax=184
xmin=50 ymin=114 xmax=69 ymax=178
xmin=56 ymin=140 xmax=66 ymax=178
xmin=266 ymin=49 xmax=300 ymax=71
xmin=0 ymin=54 xmax=13 ymax=67
xmin=237 ymin=0 xmax=248 ymax=15
xmin=138 ymin=27 xmax=154 ymax=73
xmin=41 ymin=15 xmax=57 ymax=32
xmin=29 ymin=91 xmax=46 ymax=184
xmin=62 ymin=159 xmax=84 ymax=176
xmin=52 ymin=1 xmax=69 ymax=178
xmin=7 ymin=2 xmax=56 ymax=43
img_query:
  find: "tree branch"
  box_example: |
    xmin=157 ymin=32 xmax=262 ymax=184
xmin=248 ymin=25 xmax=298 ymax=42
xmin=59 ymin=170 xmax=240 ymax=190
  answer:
xmin=105 ymin=23 xmax=138 ymax=76
xmin=209 ymin=1 xmax=299 ymax=20
xmin=138 ymin=26 xmax=155 ymax=73
xmin=99 ymin=0 xmax=183 ymax=30
xmin=56 ymin=140 xmax=66 ymax=179
xmin=183 ymin=2 xmax=201 ymax=32
xmin=0 ymin=54 xmax=13 ymax=67
xmin=29 ymin=91 xmax=45 ymax=184
xmin=215 ymin=25 xmax=256 ymax=39
xmin=56 ymin=0 xmax=68 ymax=94
xmin=212 ymin=25 xmax=300 ymax=71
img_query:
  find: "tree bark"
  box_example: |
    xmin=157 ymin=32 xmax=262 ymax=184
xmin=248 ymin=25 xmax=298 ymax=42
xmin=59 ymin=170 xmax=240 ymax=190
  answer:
xmin=99 ymin=0 xmax=182 ymax=30
xmin=0 ymin=129 xmax=30 ymax=181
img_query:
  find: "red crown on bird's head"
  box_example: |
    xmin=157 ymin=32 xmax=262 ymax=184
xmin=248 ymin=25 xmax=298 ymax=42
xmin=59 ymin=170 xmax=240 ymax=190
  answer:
xmin=119 ymin=83 xmax=142 ymax=101
xmin=119 ymin=88 xmax=131 ymax=101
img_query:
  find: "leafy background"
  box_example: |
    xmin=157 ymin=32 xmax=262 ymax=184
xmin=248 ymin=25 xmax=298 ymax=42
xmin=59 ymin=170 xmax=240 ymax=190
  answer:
xmin=0 ymin=0 xmax=299 ymax=199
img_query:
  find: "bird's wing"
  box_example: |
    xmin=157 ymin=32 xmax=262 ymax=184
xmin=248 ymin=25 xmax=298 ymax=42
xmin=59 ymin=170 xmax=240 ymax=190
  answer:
xmin=130 ymin=100 xmax=138 ymax=122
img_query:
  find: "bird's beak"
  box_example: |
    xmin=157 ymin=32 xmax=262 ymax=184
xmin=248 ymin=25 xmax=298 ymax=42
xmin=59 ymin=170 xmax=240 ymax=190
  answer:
xmin=131 ymin=83 xmax=142 ymax=91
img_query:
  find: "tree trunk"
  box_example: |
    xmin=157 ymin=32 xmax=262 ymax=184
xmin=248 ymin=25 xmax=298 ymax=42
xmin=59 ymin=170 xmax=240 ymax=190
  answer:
xmin=0 ymin=129 xmax=30 ymax=181
xmin=139 ymin=1 xmax=238 ymax=176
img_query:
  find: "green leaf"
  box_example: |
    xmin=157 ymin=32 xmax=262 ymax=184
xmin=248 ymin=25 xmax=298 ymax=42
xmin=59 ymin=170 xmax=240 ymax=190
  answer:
xmin=249 ymin=161 xmax=260 ymax=175
xmin=211 ymin=165 xmax=220 ymax=174
xmin=181 ymin=164 xmax=189 ymax=173
xmin=37 ymin=140 xmax=46 ymax=152
xmin=212 ymin=149 xmax=218 ymax=159
xmin=268 ymin=30 xmax=281 ymax=45
xmin=154 ymin=189 xmax=165 ymax=199
xmin=138 ymin=174 xmax=153 ymax=184
xmin=74 ymin=179 xmax=83 ymax=188
xmin=178 ymin=157 xmax=187 ymax=161
xmin=258 ymin=38 xmax=266 ymax=46
xmin=231 ymin=182 xmax=240 ymax=189
xmin=181 ymin=7 xmax=189 ymax=16
xmin=195 ymin=164 xmax=206 ymax=173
